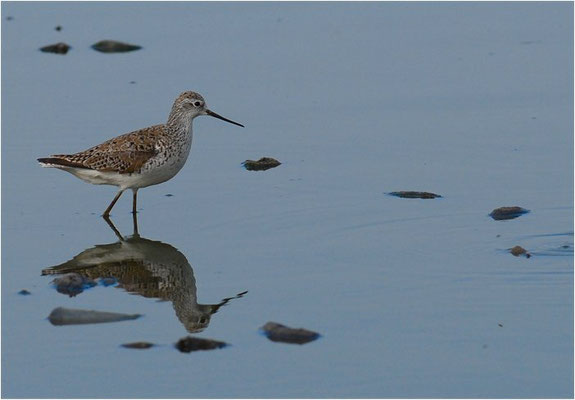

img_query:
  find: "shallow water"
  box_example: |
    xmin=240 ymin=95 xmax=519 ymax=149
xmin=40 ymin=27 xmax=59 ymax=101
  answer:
xmin=2 ymin=2 xmax=573 ymax=398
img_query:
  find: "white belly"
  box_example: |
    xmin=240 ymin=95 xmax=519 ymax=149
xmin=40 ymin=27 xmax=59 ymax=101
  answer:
xmin=59 ymin=136 xmax=193 ymax=190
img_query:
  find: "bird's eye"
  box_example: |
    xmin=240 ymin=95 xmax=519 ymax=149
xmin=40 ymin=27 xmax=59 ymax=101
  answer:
xmin=193 ymin=101 xmax=202 ymax=107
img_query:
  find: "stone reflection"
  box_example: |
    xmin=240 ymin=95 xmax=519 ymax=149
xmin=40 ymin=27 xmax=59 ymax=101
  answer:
xmin=41 ymin=215 xmax=246 ymax=333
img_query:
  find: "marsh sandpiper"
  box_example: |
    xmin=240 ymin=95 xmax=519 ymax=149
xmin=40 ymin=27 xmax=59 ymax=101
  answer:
xmin=38 ymin=91 xmax=244 ymax=217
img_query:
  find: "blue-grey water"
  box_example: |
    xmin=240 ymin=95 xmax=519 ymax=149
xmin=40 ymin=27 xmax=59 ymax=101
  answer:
xmin=2 ymin=2 xmax=573 ymax=398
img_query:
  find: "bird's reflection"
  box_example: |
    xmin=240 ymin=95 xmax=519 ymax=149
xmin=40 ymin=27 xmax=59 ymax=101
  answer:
xmin=41 ymin=214 xmax=246 ymax=333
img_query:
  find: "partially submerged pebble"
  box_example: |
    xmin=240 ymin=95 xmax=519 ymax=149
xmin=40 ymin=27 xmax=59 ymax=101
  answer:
xmin=18 ymin=289 xmax=31 ymax=295
xmin=260 ymin=322 xmax=320 ymax=345
xmin=91 ymin=40 xmax=142 ymax=53
xmin=52 ymin=273 xmax=96 ymax=297
xmin=243 ymin=157 xmax=281 ymax=171
xmin=39 ymin=42 xmax=70 ymax=55
xmin=99 ymin=277 xmax=117 ymax=286
xmin=175 ymin=336 xmax=227 ymax=353
xmin=510 ymin=245 xmax=531 ymax=258
xmin=388 ymin=191 xmax=442 ymax=199
xmin=54 ymin=25 xmax=62 ymax=31
xmin=489 ymin=206 xmax=529 ymax=221
xmin=121 ymin=342 xmax=155 ymax=349
xmin=48 ymin=307 xmax=141 ymax=326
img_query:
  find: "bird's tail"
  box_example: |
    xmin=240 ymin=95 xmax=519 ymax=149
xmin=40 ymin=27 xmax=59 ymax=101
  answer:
xmin=37 ymin=156 xmax=83 ymax=169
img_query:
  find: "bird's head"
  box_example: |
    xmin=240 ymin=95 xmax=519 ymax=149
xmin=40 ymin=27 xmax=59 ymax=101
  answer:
xmin=171 ymin=91 xmax=244 ymax=128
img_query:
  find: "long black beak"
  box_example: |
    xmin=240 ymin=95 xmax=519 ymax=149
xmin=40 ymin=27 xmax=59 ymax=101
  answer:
xmin=205 ymin=109 xmax=244 ymax=127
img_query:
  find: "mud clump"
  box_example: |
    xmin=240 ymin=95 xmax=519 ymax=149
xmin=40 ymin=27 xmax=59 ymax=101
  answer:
xmin=121 ymin=342 xmax=155 ymax=349
xmin=260 ymin=322 xmax=320 ymax=345
xmin=490 ymin=206 xmax=530 ymax=221
xmin=99 ymin=277 xmax=117 ymax=286
xmin=52 ymin=273 xmax=96 ymax=297
xmin=175 ymin=336 xmax=227 ymax=353
xmin=91 ymin=40 xmax=142 ymax=53
xmin=48 ymin=307 xmax=141 ymax=326
xmin=388 ymin=191 xmax=442 ymax=199
xmin=243 ymin=157 xmax=281 ymax=171
xmin=510 ymin=245 xmax=531 ymax=258
xmin=40 ymin=42 xmax=71 ymax=54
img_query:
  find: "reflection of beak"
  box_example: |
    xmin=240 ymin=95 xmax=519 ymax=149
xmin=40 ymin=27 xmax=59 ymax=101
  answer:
xmin=205 ymin=109 xmax=244 ymax=127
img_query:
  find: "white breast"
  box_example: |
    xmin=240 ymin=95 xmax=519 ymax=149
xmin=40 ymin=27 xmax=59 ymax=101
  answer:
xmin=134 ymin=132 xmax=193 ymax=189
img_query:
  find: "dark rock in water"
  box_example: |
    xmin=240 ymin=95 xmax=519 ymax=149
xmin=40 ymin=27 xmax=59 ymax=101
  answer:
xmin=18 ymin=289 xmax=31 ymax=295
xmin=260 ymin=322 xmax=320 ymax=345
xmin=510 ymin=245 xmax=531 ymax=258
xmin=55 ymin=25 xmax=62 ymax=31
xmin=91 ymin=40 xmax=142 ymax=53
xmin=48 ymin=307 xmax=141 ymax=326
xmin=489 ymin=206 xmax=529 ymax=221
xmin=165 ymin=193 xmax=174 ymax=197
xmin=40 ymin=42 xmax=71 ymax=55
xmin=99 ymin=277 xmax=117 ymax=286
xmin=243 ymin=157 xmax=281 ymax=171
xmin=122 ymin=342 xmax=155 ymax=349
xmin=52 ymin=273 xmax=96 ymax=297
xmin=388 ymin=191 xmax=442 ymax=199
xmin=175 ymin=336 xmax=227 ymax=353
xmin=6 ymin=16 xmax=14 ymax=21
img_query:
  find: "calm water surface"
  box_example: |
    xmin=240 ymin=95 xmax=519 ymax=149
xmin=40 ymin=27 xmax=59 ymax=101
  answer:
xmin=2 ymin=2 xmax=573 ymax=398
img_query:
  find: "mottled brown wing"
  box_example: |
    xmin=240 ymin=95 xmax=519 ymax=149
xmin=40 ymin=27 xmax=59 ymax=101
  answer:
xmin=50 ymin=125 xmax=163 ymax=173
xmin=83 ymin=150 xmax=157 ymax=173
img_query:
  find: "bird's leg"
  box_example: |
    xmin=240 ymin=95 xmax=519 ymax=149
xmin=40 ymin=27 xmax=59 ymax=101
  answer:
xmin=132 ymin=189 xmax=139 ymax=215
xmin=102 ymin=214 xmax=125 ymax=241
xmin=103 ymin=190 xmax=124 ymax=217
xmin=132 ymin=204 xmax=140 ymax=238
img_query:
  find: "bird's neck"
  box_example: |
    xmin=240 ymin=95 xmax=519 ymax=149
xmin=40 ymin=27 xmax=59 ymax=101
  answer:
xmin=166 ymin=109 xmax=194 ymax=135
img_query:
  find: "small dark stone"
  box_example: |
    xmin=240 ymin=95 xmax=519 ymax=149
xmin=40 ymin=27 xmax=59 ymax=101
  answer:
xmin=18 ymin=289 xmax=31 ymax=295
xmin=510 ymin=245 xmax=530 ymax=257
xmin=175 ymin=336 xmax=227 ymax=353
xmin=165 ymin=193 xmax=174 ymax=197
xmin=129 ymin=81 xmax=136 ymax=84
xmin=52 ymin=273 xmax=96 ymax=297
xmin=388 ymin=191 xmax=442 ymax=199
xmin=122 ymin=342 xmax=155 ymax=349
xmin=48 ymin=307 xmax=141 ymax=325
xmin=498 ymin=323 xmax=503 ymax=327
xmin=489 ymin=206 xmax=530 ymax=221
xmin=55 ymin=25 xmax=62 ymax=31
xmin=243 ymin=157 xmax=281 ymax=171
xmin=260 ymin=322 xmax=320 ymax=345
xmin=91 ymin=40 xmax=142 ymax=53
xmin=40 ymin=42 xmax=71 ymax=55
xmin=6 ymin=16 xmax=14 ymax=21
xmin=99 ymin=277 xmax=117 ymax=286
